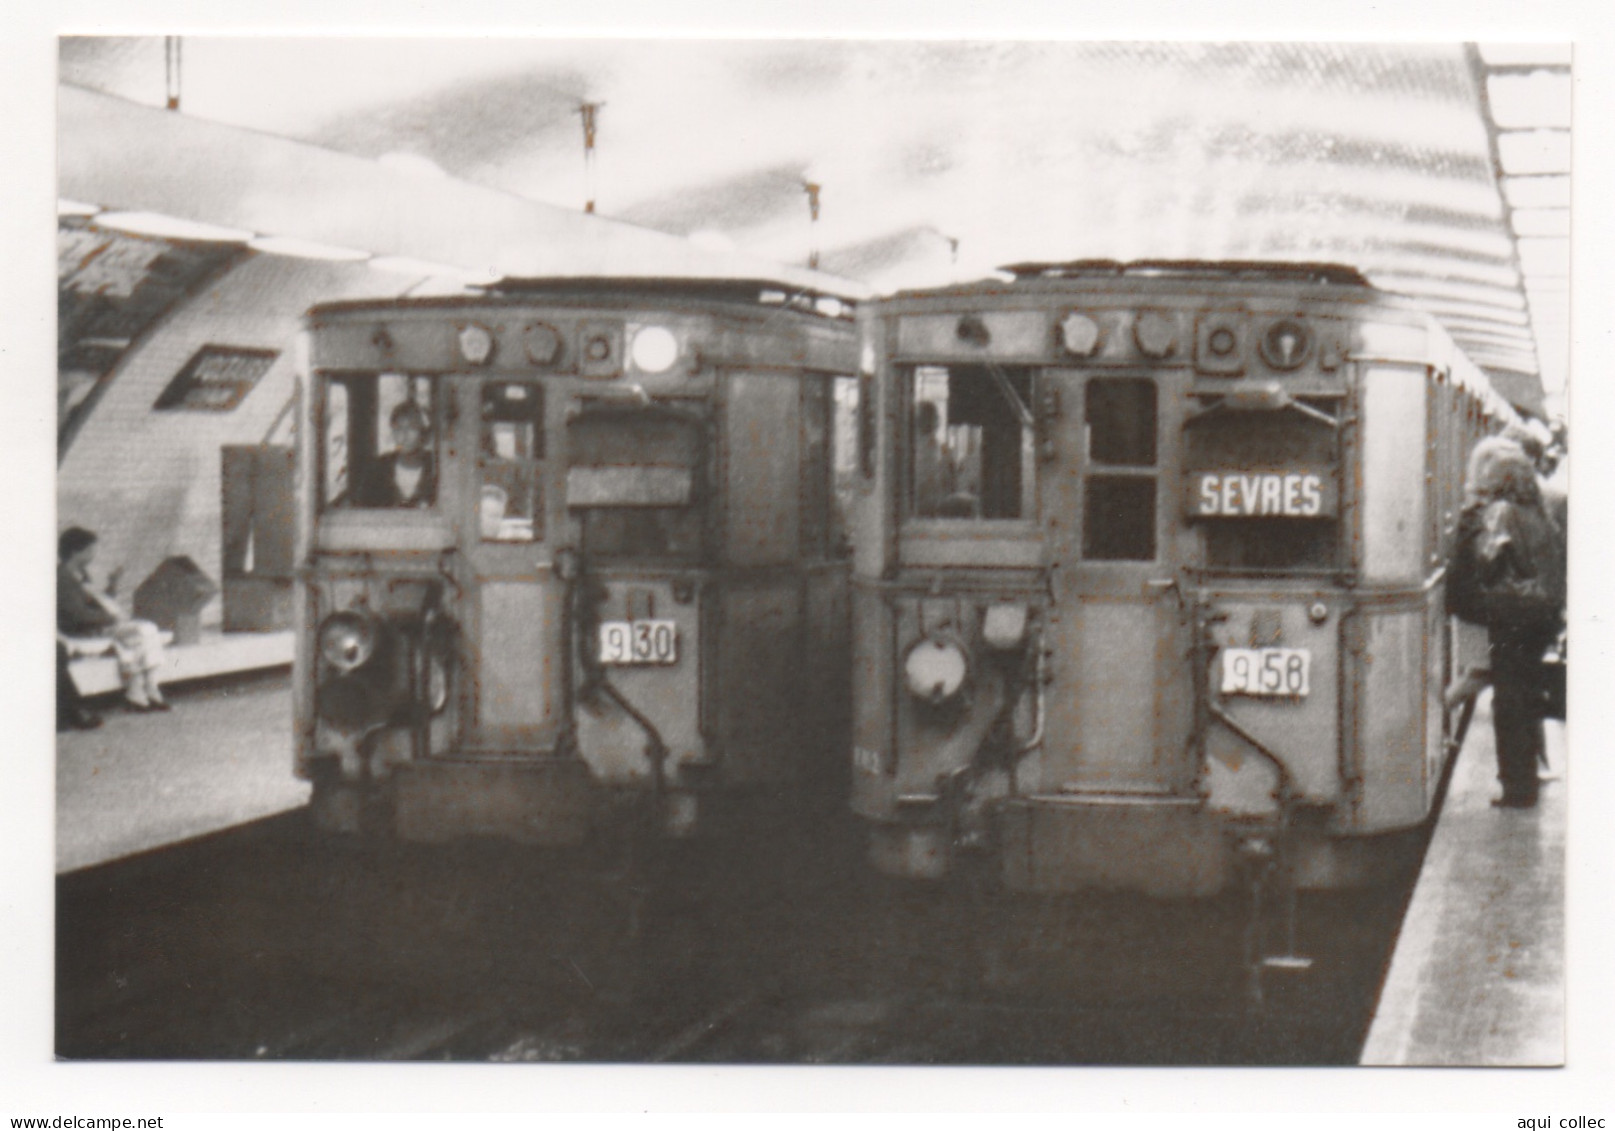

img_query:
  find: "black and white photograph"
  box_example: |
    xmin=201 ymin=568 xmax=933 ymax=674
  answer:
xmin=6 ymin=4 xmax=1613 ymax=1121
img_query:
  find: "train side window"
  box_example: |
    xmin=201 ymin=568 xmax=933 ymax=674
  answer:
xmin=831 ymin=376 xmax=859 ymax=552
xmin=907 ymin=364 xmax=1035 ymax=520
xmin=322 ymin=379 xmax=349 ymax=506
xmin=1086 ymin=377 xmax=1157 ymax=467
xmin=1083 ymin=377 xmax=1157 ymax=560
xmin=322 ymin=372 xmax=437 ymax=510
xmin=856 ymin=373 xmax=875 ymax=479
xmin=800 ymin=377 xmax=831 ymax=559
xmin=478 ymin=383 xmax=544 ymax=542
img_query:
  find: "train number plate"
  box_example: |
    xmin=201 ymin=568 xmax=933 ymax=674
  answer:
xmin=1221 ymin=647 xmax=1310 ymax=697
xmin=599 ymin=620 xmax=678 ymax=665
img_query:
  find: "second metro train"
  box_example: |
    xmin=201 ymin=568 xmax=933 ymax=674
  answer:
xmin=846 ymin=260 xmax=1517 ymax=898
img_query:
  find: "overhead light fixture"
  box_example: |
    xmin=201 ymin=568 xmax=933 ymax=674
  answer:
xmin=1497 ymin=130 xmax=1572 ymax=176
xmin=1476 ymin=43 xmax=1572 ymax=67
xmin=1516 ymin=238 xmax=1570 ymax=278
xmin=248 ymin=236 xmax=369 ymax=261
xmin=1487 ymin=72 xmax=1572 ymax=130
xmin=1502 ymin=175 xmax=1571 ymax=209
xmin=1511 ymin=209 xmax=1571 ymax=238
xmin=58 ymin=200 xmax=101 ymax=218
xmin=94 ymin=212 xmax=254 ymax=243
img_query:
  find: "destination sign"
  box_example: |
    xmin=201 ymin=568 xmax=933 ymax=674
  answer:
xmin=1189 ymin=470 xmax=1337 ymax=518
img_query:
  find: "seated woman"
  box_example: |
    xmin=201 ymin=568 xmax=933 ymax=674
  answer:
xmin=57 ymin=526 xmax=169 ymax=712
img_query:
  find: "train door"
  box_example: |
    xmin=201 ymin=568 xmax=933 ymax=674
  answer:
xmin=448 ymin=374 xmax=564 ymax=752
xmin=1041 ymin=368 xmax=1195 ymax=793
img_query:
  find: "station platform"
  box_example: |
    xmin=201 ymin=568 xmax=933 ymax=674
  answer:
xmin=65 ymin=626 xmax=293 ymax=697
xmin=1359 ymin=694 xmax=1565 ymax=1065
xmin=56 ymin=632 xmax=305 ymax=874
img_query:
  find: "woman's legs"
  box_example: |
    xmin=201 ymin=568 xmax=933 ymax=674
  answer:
xmin=113 ymin=621 xmax=168 ymax=709
xmin=136 ymin=622 xmax=168 ymax=706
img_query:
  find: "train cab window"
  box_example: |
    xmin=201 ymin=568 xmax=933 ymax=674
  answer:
xmin=322 ymin=372 xmax=438 ymax=510
xmin=478 ymin=383 xmax=545 ymax=542
xmin=1083 ymin=377 xmax=1158 ymax=561
xmin=567 ymin=404 xmax=704 ymax=563
xmin=1185 ymin=398 xmax=1341 ymax=572
xmin=907 ymin=364 xmax=1035 ymax=520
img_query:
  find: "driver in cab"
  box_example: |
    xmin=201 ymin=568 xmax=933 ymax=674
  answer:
xmin=358 ymin=401 xmax=436 ymax=508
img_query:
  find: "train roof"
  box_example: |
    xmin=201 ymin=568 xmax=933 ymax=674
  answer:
xmin=888 ymin=257 xmax=1479 ymax=346
xmin=491 ymin=275 xmax=861 ymax=312
xmin=878 ymin=258 xmax=1521 ymax=427
xmin=898 ymin=259 xmax=1498 ymax=357
xmin=309 ymin=276 xmax=859 ymax=322
xmin=997 ymin=259 xmax=1374 ymax=288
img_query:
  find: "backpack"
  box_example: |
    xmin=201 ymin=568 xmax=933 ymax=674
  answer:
xmin=1472 ymin=497 xmax=1565 ymax=633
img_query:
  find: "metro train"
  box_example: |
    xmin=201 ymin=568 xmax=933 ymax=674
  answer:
xmin=846 ymin=260 xmax=1518 ymax=899
xmin=293 ymin=278 xmax=858 ymax=846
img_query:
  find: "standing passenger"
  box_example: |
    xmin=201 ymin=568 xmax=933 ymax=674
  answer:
xmin=1448 ymin=438 xmax=1564 ymax=808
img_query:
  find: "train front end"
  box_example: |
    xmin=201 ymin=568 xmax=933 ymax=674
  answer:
xmin=294 ymin=282 xmax=857 ymax=846
xmin=851 ymin=263 xmax=1497 ymax=897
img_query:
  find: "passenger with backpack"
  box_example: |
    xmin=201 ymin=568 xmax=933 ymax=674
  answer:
xmin=1447 ymin=436 xmax=1566 ymax=809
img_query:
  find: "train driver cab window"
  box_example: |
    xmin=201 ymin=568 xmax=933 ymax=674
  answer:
xmin=1083 ymin=376 xmax=1158 ymax=561
xmin=907 ymin=364 xmax=1035 ymax=520
xmin=478 ymin=383 xmax=545 ymax=543
xmin=322 ymin=372 xmax=437 ymax=510
xmin=567 ymin=404 xmax=704 ymax=563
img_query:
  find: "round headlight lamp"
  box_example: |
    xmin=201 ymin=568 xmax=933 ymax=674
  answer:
xmin=318 ymin=610 xmax=378 ymax=674
xmin=904 ymin=637 xmax=969 ymax=705
xmin=630 ymin=325 xmax=679 ymax=373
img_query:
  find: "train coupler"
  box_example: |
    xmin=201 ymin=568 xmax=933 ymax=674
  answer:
xmin=1236 ymin=833 xmax=1313 ymax=1010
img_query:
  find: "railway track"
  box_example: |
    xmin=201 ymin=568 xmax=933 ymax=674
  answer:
xmin=57 ymin=807 xmax=1413 ymax=1064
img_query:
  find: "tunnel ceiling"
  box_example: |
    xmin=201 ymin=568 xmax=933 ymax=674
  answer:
xmin=60 ymin=39 xmax=1570 ymax=413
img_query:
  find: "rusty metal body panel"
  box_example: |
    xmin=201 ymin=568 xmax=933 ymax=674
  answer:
xmin=1354 ymin=599 xmax=1437 ymax=829
xmin=849 ymin=262 xmax=1516 ymax=895
xmin=294 ymin=282 xmax=857 ymax=844
xmin=1201 ymin=590 xmax=1343 ymax=807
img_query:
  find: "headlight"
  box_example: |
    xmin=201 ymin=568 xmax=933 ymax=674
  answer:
xmin=904 ymin=638 xmax=969 ymax=704
xmin=319 ymin=610 xmax=377 ymax=674
xmin=630 ymin=325 xmax=679 ymax=373
xmin=982 ymin=603 xmax=1029 ymax=650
